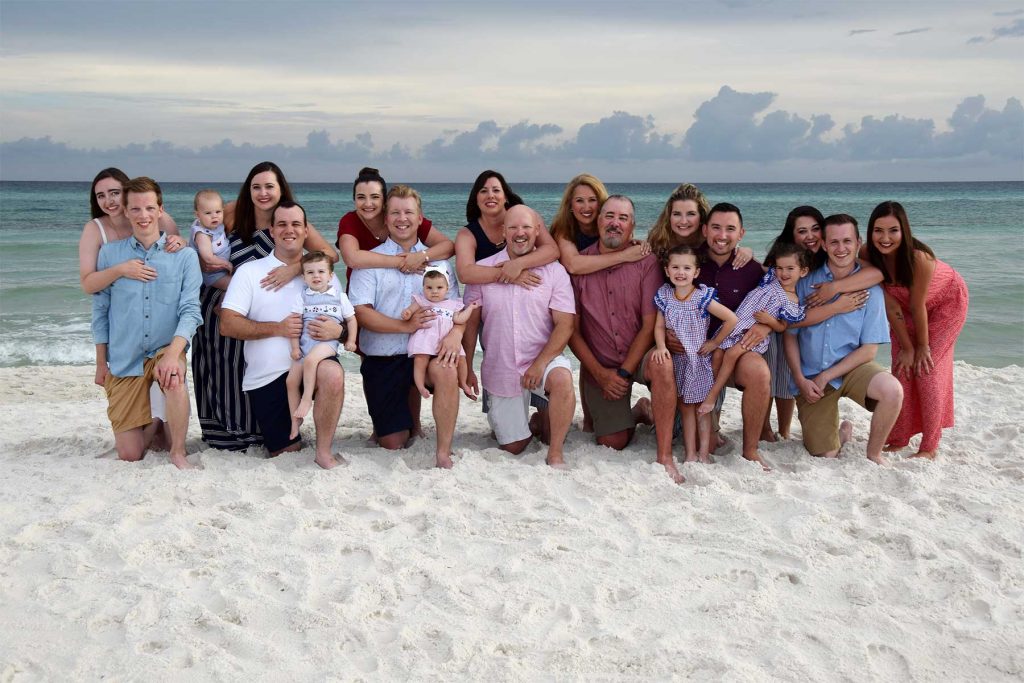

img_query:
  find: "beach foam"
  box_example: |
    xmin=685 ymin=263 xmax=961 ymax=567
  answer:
xmin=1 ymin=363 xmax=1022 ymax=680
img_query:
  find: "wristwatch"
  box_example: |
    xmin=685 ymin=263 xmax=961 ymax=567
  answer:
xmin=616 ymin=367 xmax=633 ymax=380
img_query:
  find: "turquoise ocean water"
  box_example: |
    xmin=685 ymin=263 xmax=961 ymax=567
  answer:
xmin=1 ymin=181 xmax=1021 ymax=368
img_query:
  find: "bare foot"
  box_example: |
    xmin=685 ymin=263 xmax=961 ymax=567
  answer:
xmin=412 ymin=423 xmax=426 ymax=439
xmin=170 ymin=453 xmax=195 ymax=470
xmin=294 ymin=398 xmax=312 ymax=419
xmin=684 ymin=453 xmax=699 ymax=463
xmin=417 ymin=385 xmax=430 ymax=399
xmin=884 ymin=442 xmax=908 ymax=452
xmin=435 ymin=452 xmax=454 ymax=469
xmin=759 ymin=428 xmax=778 ymax=443
xmin=911 ymin=450 xmax=936 ymax=460
xmin=546 ymin=452 xmax=569 ymax=469
xmin=867 ymin=453 xmax=890 ymax=466
xmin=660 ymin=459 xmax=685 ymax=484
xmin=632 ymin=397 xmax=653 ymax=426
xmin=315 ymin=452 xmax=346 ymax=469
xmin=697 ymin=400 xmax=714 ymax=416
xmin=838 ymin=420 xmax=854 ymax=449
xmin=289 ymin=417 xmax=302 ymax=440
xmin=745 ymin=452 xmax=772 ymax=472
xmin=711 ymin=432 xmax=726 ymax=453
xmin=698 ymin=452 xmax=713 ymax=464
xmin=778 ymin=431 xmax=790 ymax=440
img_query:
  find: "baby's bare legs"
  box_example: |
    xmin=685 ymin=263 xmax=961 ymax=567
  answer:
xmin=456 ymin=356 xmax=471 ymax=396
xmin=700 ymin=346 xmax=745 ymax=416
xmin=413 ymin=354 xmax=432 ymax=399
xmin=287 ymin=360 xmax=304 ymax=440
xmin=294 ymin=343 xmax=338 ymax=421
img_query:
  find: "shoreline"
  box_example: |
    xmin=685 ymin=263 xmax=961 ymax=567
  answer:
xmin=2 ymin=362 xmax=1022 ymax=679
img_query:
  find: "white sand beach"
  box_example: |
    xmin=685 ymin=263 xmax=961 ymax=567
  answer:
xmin=1 ymin=362 xmax=1022 ymax=681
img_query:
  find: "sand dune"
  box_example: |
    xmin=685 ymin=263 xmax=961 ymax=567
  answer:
xmin=1 ymin=363 xmax=1022 ymax=680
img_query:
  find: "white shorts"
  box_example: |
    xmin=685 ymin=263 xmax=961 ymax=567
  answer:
xmin=487 ymin=356 xmax=572 ymax=446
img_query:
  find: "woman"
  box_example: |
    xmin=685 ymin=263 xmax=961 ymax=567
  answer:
xmin=549 ymin=173 xmax=648 ymax=274
xmin=336 ymin=166 xmax=454 ymax=289
xmin=865 ymin=201 xmax=968 ymax=458
xmin=455 ymin=170 xmax=559 ymax=285
xmin=192 ymin=161 xmax=337 ymax=450
xmin=761 ymin=206 xmax=882 ymax=440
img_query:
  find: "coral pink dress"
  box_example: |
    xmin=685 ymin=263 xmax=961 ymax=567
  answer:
xmin=884 ymin=259 xmax=968 ymax=451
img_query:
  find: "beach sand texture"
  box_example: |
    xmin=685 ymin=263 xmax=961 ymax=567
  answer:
xmin=1 ymin=363 xmax=1022 ymax=681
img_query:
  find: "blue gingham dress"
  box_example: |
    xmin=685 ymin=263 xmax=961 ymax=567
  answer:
xmin=655 ymin=283 xmax=716 ymax=403
xmin=719 ymin=271 xmax=806 ymax=353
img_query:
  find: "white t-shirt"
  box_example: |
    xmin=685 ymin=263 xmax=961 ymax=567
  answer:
xmin=221 ymin=253 xmax=341 ymax=391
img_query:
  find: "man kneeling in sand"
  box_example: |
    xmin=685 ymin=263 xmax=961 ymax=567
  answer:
xmin=783 ymin=214 xmax=903 ymax=464
xmin=220 ymin=201 xmax=347 ymax=469
xmin=92 ymin=177 xmax=201 ymax=469
xmin=462 ymin=205 xmax=576 ymax=467
xmin=568 ymin=195 xmax=683 ymax=483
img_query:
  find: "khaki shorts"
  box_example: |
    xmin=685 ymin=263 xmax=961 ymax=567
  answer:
xmin=487 ymin=356 xmax=572 ymax=445
xmin=582 ymin=349 xmax=654 ymax=438
xmin=104 ymin=347 xmax=185 ymax=433
xmin=796 ymin=361 xmax=886 ymax=454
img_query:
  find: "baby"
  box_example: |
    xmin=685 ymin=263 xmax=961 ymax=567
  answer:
xmin=401 ymin=266 xmax=478 ymax=399
xmin=188 ymin=189 xmax=232 ymax=290
xmin=287 ymin=251 xmax=357 ymax=440
xmin=699 ymin=242 xmax=811 ymax=416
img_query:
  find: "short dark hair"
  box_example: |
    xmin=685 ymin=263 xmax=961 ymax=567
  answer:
xmin=301 ymin=250 xmax=333 ymax=271
xmin=273 ymin=199 xmax=307 ymax=225
xmin=707 ymin=202 xmax=743 ymax=226
xmin=823 ymin=213 xmax=859 ymax=241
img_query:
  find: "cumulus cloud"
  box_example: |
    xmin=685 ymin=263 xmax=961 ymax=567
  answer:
xmin=559 ymin=111 xmax=675 ymax=160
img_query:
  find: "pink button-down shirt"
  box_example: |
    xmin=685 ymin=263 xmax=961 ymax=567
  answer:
xmin=571 ymin=247 xmax=661 ymax=368
xmin=464 ymin=251 xmax=576 ymax=397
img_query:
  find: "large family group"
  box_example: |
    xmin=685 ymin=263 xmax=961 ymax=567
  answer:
xmin=81 ymin=163 xmax=969 ymax=481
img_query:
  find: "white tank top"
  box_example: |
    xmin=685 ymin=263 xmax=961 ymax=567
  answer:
xmin=94 ymin=218 xmax=109 ymax=245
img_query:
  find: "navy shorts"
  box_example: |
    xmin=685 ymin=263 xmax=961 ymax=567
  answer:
xmin=246 ymin=371 xmax=301 ymax=454
xmin=361 ymin=355 xmax=414 ymax=438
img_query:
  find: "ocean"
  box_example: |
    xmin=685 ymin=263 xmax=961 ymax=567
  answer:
xmin=1 ymin=181 xmax=1021 ymax=369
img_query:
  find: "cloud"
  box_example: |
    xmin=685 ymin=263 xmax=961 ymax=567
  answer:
xmin=559 ymin=111 xmax=676 ymax=160
xmin=935 ymin=96 xmax=1024 ymax=159
xmin=848 ymin=28 xmax=876 ymax=36
xmin=967 ymin=16 xmax=1024 ymax=43
xmin=894 ymin=27 xmax=930 ymax=36
xmin=993 ymin=9 xmax=1024 ymax=16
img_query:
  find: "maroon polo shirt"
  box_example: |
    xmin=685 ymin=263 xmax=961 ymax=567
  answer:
xmin=571 ymin=245 xmax=662 ymax=368
xmin=695 ymin=246 xmax=764 ymax=336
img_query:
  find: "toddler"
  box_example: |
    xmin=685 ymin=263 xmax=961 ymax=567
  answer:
xmin=401 ymin=266 xmax=478 ymax=399
xmin=652 ymin=245 xmax=738 ymax=464
xmin=188 ymin=189 xmax=232 ymax=290
xmin=288 ymin=251 xmax=357 ymax=439
xmin=699 ymin=242 xmax=810 ymax=416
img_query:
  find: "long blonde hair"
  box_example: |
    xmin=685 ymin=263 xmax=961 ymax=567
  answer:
xmin=647 ymin=183 xmax=710 ymax=260
xmin=549 ymin=173 xmax=609 ymax=243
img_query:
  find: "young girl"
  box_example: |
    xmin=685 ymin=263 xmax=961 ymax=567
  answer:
xmin=188 ymin=189 xmax=233 ymax=290
xmin=288 ymin=251 xmax=358 ymax=440
xmin=402 ymin=267 xmax=479 ymax=399
xmin=699 ymin=242 xmax=811 ymax=416
xmin=652 ymin=245 xmax=738 ymax=464
xmin=865 ymin=200 xmax=968 ymax=459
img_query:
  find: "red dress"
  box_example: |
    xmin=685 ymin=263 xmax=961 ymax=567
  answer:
xmin=884 ymin=259 xmax=968 ymax=451
xmin=335 ymin=211 xmax=433 ymax=290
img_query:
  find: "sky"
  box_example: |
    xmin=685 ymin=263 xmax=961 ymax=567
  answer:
xmin=0 ymin=0 xmax=1021 ymax=182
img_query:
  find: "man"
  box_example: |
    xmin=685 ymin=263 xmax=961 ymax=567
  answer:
xmin=92 ymin=176 xmax=201 ymax=469
xmin=220 ymin=201 xmax=346 ymax=470
xmin=783 ymin=214 xmax=903 ymax=464
xmin=463 ymin=205 xmax=576 ymax=467
xmin=568 ymin=195 xmax=683 ymax=483
xmin=691 ymin=202 xmax=772 ymax=469
xmin=349 ymin=185 xmax=464 ymax=469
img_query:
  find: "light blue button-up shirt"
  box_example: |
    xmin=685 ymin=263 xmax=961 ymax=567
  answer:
xmin=92 ymin=234 xmax=202 ymax=377
xmin=788 ymin=261 xmax=889 ymax=393
xmin=348 ymin=239 xmax=459 ymax=357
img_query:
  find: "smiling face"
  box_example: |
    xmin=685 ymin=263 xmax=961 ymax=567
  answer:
xmin=670 ymin=199 xmax=702 ymax=240
xmin=476 ymin=177 xmax=506 ymax=219
xmin=195 ymin=195 xmax=224 ymax=230
xmin=773 ymin=254 xmax=809 ymax=292
xmin=302 ymin=259 xmax=332 ymax=292
xmin=597 ymin=198 xmax=635 ymax=251
xmin=504 ymin=205 xmax=539 ymax=258
xmin=571 ymin=184 xmax=600 ymax=229
xmin=270 ymin=204 xmax=308 ymax=260
xmin=823 ymin=222 xmax=860 ymax=270
xmin=124 ymin=190 xmax=163 ymax=239
xmin=664 ymin=252 xmax=700 ymax=289
xmin=793 ymin=215 xmax=822 ymax=253
xmin=94 ymin=177 xmax=124 ymax=218
xmin=250 ymin=171 xmax=282 ymax=213
xmin=703 ymin=210 xmax=744 ymax=257
xmin=385 ymin=196 xmax=423 ymax=247
xmin=871 ymin=215 xmax=902 ymax=256
xmin=354 ymin=180 xmax=384 ymax=223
